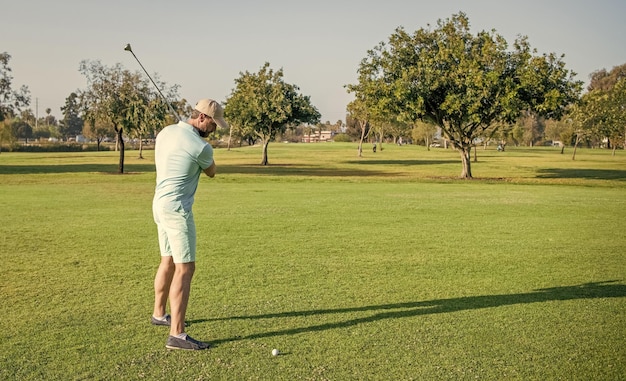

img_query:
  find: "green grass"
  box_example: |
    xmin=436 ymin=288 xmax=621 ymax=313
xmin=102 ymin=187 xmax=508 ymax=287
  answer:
xmin=1 ymin=144 xmax=625 ymax=380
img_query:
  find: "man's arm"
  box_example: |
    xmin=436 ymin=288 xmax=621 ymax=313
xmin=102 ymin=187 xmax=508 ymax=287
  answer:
xmin=203 ymin=161 xmax=216 ymax=178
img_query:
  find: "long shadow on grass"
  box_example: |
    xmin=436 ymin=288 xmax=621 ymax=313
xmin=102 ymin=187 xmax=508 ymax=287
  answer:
xmin=346 ymin=159 xmax=458 ymax=166
xmin=537 ymin=168 xmax=626 ymax=181
xmin=217 ymin=164 xmax=392 ymax=177
xmin=202 ymin=281 xmax=625 ymax=345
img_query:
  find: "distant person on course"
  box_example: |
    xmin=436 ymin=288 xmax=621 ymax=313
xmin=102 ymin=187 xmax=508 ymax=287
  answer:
xmin=150 ymin=99 xmax=228 ymax=350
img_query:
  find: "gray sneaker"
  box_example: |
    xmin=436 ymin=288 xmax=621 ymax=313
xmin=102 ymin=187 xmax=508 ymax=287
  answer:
xmin=151 ymin=314 xmax=171 ymax=326
xmin=166 ymin=335 xmax=210 ymax=351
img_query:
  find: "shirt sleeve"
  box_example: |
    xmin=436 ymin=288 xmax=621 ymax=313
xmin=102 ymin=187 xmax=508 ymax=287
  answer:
xmin=197 ymin=143 xmax=214 ymax=170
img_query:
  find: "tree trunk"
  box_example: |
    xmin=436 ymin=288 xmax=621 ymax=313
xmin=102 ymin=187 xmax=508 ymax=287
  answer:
xmin=572 ymin=136 xmax=580 ymax=161
xmin=261 ymin=139 xmax=270 ymax=165
xmin=459 ymin=147 xmax=472 ymax=178
xmin=138 ymin=135 xmax=144 ymax=159
xmin=473 ymin=145 xmax=477 ymax=162
xmin=357 ymin=123 xmax=366 ymax=157
xmin=116 ymin=127 xmax=125 ymax=173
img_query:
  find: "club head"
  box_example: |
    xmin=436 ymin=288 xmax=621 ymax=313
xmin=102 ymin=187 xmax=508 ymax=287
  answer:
xmin=124 ymin=43 xmax=132 ymax=52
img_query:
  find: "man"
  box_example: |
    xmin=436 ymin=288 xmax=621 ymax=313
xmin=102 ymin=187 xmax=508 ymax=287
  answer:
xmin=150 ymin=99 xmax=228 ymax=350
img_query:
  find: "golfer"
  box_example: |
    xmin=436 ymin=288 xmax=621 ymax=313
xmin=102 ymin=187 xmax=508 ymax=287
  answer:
xmin=150 ymin=99 xmax=228 ymax=350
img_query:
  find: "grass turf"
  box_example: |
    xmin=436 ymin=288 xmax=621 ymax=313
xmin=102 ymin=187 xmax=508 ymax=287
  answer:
xmin=0 ymin=143 xmax=625 ymax=380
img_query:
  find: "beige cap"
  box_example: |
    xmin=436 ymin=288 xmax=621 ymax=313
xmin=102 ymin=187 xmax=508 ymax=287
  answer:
xmin=194 ymin=99 xmax=229 ymax=129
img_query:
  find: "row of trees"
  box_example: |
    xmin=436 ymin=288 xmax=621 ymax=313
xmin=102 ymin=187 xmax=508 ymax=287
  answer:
xmin=1 ymin=53 xmax=86 ymax=147
xmin=2 ymin=12 xmax=624 ymax=176
xmin=2 ymin=52 xmax=321 ymax=171
xmin=1 ymin=52 xmax=182 ymax=170
xmin=568 ymin=64 xmax=626 ymax=158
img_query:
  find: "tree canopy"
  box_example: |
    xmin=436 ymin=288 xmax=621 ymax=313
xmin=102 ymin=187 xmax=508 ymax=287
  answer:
xmin=347 ymin=12 xmax=582 ymax=178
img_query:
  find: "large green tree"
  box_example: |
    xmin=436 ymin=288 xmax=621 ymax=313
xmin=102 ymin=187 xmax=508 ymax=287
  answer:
xmin=78 ymin=60 xmax=177 ymax=172
xmin=347 ymin=13 xmax=582 ymax=178
xmin=225 ymin=62 xmax=321 ymax=165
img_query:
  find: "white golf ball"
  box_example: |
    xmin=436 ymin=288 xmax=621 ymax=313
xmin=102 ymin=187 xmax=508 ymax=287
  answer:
xmin=271 ymin=349 xmax=280 ymax=356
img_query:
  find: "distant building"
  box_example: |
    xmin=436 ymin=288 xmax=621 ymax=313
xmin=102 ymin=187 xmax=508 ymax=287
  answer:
xmin=302 ymin=131 xmax=334 ymax=143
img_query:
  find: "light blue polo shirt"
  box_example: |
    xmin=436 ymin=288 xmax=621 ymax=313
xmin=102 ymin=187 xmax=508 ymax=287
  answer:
xmin=153 ymin=121 xmax=214 ymax=211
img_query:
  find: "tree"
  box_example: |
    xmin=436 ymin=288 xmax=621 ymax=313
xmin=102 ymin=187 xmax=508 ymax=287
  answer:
xmin=346 ymin=99 xmax=372 ymax=157
xmin=385 ymin=118 xmax=412 ymax=145
xmin=0 ymin=119 xmax=15 ymax=152
xmin=60 ymin=92 xmax=84 ymax=139
xmin=569 ymin=91 xmax=606 ymax=160
xmin=14 ymin=119 xmax=33 ymax=142
xmin=83 ymin=119 xmax=112 ymax=151
xmin=347 ymin=13 xmax=582 ymax=178
xmin=79 ymin=60 xmax=129 ymax=172
xmin=588 ymin=63 xmax=626 ymax=92
xmin=544 ymin=118 xmax=570 ymax=149
xmin=0 ymin=52 xmax=30 ymax=123
xmin=78 ymin=60 xmax=177 ymax=172
xmin=1 ymin=53 xmax=30 ymax=152
xmin=345 ymin=45 xmax=395 ymax=157
xmin=225 ymin=62 xmax=320 ymax=165
xmin=583 ymin=64 xmax=626 ymax=153
xmin=606 ymin=78 xmax=626 ymax=152
xmin=411 ymin=121 xmax=438 ymax=148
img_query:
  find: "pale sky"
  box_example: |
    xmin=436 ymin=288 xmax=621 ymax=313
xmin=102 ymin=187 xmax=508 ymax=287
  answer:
xmin=2 ymin=0 xmax=625 ymax=123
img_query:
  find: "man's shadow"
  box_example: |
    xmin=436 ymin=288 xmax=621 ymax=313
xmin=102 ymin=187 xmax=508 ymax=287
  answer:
xmin=191 ymin=281 xmax=626 ymax=345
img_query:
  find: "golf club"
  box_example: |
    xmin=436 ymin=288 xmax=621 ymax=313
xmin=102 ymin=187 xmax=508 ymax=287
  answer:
xmin=124 ymin=43 xmax=182 ymax=121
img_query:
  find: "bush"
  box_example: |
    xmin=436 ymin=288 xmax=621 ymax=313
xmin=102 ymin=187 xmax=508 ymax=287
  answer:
xmin=10 ymin=143 xmax=111 ymax=152
xmin=333 ymin=133 xmax=352 ymax=142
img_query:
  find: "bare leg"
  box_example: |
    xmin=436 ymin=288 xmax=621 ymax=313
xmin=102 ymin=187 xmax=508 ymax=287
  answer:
xmin=169 ymin=262 xmax=195 ymax=336
xmin=153 ymin=256 xmax=175 ymax=318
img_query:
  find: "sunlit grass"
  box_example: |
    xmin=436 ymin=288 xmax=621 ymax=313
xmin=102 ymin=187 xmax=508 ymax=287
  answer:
xmin=1 ymin=144 xmax=624 ymax=380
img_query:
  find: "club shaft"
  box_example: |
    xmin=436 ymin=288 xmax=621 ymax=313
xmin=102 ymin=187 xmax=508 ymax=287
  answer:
xmin=128 ymin=50 xmax=181 ymax=121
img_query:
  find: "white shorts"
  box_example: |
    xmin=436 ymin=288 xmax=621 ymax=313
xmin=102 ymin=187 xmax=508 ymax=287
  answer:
xmin=153 ymin=201 xmax=196 ymax=263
